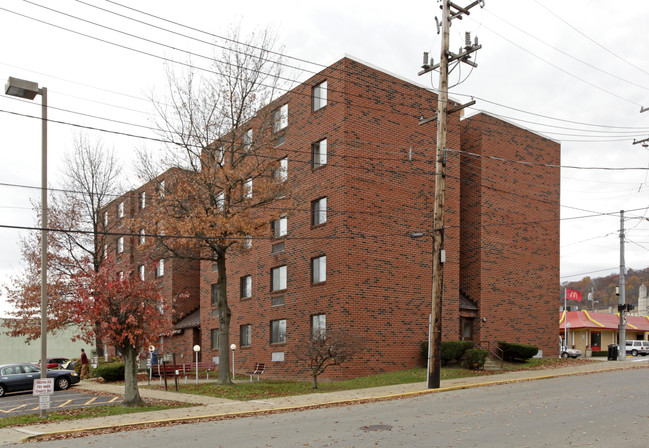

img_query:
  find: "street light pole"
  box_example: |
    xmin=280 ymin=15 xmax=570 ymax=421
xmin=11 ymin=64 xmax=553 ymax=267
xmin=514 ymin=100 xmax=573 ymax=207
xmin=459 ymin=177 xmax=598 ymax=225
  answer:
xmin=193 ymin=345 xmax=200 ymax=385
xmin=230 ymin=344 xmax=236 ymax=380
xmin=5 ymin=77 xmax=47 ymax=418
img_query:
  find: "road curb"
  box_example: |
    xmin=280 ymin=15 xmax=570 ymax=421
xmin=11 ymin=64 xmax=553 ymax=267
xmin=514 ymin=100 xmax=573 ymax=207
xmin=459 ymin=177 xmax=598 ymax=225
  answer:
xmin=15 ymin=362 xmax=646 ymax=443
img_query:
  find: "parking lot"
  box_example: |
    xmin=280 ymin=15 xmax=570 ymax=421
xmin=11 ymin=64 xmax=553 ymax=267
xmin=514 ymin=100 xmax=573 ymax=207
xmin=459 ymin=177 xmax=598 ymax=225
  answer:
xmin=0 ymin=389 xmax=120 ymax=417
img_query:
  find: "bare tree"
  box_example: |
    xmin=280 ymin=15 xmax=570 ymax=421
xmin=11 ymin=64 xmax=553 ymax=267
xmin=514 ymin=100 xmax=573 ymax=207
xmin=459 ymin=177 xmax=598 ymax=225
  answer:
xmin=60 ymin=133 xmax=122 ymax=273
xmin=295 ymin=328 xmax=364 ymax=389
xmin=141 ymin=26 xmax=292 ymax=385
xmin=3 ymin=133 xmax=122 ymax=353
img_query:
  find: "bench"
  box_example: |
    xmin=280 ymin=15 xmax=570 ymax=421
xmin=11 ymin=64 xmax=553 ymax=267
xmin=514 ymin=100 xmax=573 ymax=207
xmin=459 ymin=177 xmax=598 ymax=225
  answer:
xmin=247 ymin=363 xmax=266 ymax=382
xmin=182 ymin=362 xmax=217 ymax=381
xmin=153 ymin=362 xmax=216 ymax=380
xmin=152 ymin=364 xmax=178 ymax=377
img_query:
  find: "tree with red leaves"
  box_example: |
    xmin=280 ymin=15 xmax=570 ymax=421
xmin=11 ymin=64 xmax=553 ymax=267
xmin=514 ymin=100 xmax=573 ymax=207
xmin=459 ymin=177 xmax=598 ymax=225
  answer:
xmin=74 ymin=258 xmax=171 ymax=406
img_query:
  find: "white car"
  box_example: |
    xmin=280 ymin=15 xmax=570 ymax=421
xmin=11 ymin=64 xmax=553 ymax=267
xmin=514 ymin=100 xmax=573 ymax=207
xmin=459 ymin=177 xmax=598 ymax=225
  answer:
xmin=560 ymin=346 xmax=582 ymax=358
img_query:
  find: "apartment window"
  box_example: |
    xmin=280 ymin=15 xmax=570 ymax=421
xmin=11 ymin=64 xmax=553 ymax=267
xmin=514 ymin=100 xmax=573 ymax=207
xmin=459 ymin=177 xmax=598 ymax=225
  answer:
xmin=243 ymin=235 xmax=252 ymax=250
xmin=273 ymin=104 xmax=288 ymax=133
xmin=118 ymin=202 xmax=124 ymax=218
xmin=271 ymin=265 xmax=287 ymax=292
xmin=138 ymin=265 xmax=145 ymax=281
xmin=139 ymin=228 xmax=145 ymax=245
xmin=271 ymin=319 xmax=286 ymax=344
xmin=159 ymin=180 xmax=165 ymax=198
xmin=118 ymin=271 xmax=124 ymax=281
xmin=240 ymin=275 xmax=252 ymax=299
xmin=103 ymin=244 xmax=107 ymax=259
xmin=243 ymin=129 xmax=253 ymax=150
xmin=312 ymin=314 xmax=326 ymax=338
xmin=312 ymin=255 xmax=326 ymax=284
xmin=156 ymin=259 xmax=165 ymax=277
xmin=312 ymin=197 xmax=327 ymax=226
xmin=117 ymin=236 xmax=124 ymax=254
xmin=244 ymin=178 xmax=253 ymax=199
xmin=312 ymin=80 xmax=327 ymax=111
xmin=211 ymin=283 xmax=219 ymax=305
xmin=211 ymin=328 xmax=220 ymax=349
xmin=103 ymin=211 xmax=108 ymax=226
xmin=312 ymin=139 xmax=327 ymax=168
xmin=272 ymin=216 xmax=287 ymax=238
xmin=240 ymin=324 xmax=251 ymax=347
xmin=274 ymin=157 xmax=288 ymax=182
xmin=271 ymin=242 xmax=285 ymax=254
xmin=139 ymin=191 xmax=146 ymax=210
xmin=212 ymin=250 xmax=219 ymax=273
xmin=214 ymin=145 xmax=225 ymax=166
xmin=216 ymin=192 xmax=225 ymax=211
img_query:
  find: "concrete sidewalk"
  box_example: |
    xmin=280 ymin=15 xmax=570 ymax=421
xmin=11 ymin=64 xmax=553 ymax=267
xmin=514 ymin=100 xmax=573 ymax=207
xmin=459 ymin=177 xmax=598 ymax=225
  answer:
xmin=2 ymin=358 xmax=647 ymax=445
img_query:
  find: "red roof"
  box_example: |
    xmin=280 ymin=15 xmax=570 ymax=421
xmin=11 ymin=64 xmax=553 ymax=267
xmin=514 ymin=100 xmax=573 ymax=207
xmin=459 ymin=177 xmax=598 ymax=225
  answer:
xmin=559 ymin=311 xmax=649 ymax=332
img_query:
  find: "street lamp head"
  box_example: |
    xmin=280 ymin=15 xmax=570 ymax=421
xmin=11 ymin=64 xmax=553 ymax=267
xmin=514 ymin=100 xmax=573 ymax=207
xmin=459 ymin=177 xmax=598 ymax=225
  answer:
xmin=230 ymin=344 xmax=236 ymax=351
xmin=5 ymin=77 xmax=40 ymax=100
xmin=193 ymin=344 xmax=201 ymax=352
xmin=409 ymin=231 xmax=427 ymax=239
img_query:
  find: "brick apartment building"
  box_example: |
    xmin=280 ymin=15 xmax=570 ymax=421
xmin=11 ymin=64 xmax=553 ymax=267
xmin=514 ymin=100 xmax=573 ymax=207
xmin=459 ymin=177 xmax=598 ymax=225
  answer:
xmin=102 ymin=168 xmax=201 ymax=362
xmin=102 ymin=56 xmax=560 ymax=380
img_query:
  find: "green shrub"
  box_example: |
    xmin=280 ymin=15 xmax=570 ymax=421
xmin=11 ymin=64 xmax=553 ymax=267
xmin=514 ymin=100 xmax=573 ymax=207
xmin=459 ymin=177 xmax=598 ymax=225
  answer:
xmin=95 ymin=362 xmax=125 ymax=382
xmin=592 ymin=350 xmax=607 ymax=357
xmin=498 ymin=342 xmax=539 ymax=361
xmin=421 ymin=341 xmax=475 ymax=365
xmin=462 ymin=348 xmax=488 ymax=370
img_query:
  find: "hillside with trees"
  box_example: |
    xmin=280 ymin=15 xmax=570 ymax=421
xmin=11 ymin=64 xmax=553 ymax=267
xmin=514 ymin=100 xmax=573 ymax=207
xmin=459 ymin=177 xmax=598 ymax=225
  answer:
xmin=561 ymin=267 xmax=649 ymax=311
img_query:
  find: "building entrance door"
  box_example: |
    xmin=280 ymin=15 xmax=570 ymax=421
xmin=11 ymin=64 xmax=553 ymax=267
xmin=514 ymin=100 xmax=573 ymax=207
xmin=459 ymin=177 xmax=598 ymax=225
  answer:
xmin=460 ymin=318 xmax=474 ymax=341
xmin=591 ymin=332 xmax=601 ymax=351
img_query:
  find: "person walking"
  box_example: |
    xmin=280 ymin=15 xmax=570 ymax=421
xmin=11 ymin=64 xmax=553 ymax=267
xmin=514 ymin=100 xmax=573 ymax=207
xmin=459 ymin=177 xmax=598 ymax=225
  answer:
xmin=80 ymin=348 xmax=89 ymax=379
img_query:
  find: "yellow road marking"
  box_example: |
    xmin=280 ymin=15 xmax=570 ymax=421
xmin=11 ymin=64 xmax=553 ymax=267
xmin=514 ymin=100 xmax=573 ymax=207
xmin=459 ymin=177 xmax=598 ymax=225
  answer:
xmin=57 ymin=400 xmax=73 ymax=408
xmin=84 ymin=397 xmax=97 ymax=405
xmin=0 ymin=404 xmax=27 ymax=414
xmin=107 ymin=396 xmax=119 ymax=403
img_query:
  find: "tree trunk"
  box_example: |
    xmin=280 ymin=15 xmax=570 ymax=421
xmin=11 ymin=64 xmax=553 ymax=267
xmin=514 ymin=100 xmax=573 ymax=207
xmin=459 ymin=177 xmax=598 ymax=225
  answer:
xmin=217 ymin=255 xmax=232 ymax=385
xmin=122 ymin=345 xmax=144 ymax=407
xmin=312 ymin=374 xmax=318 ymax=389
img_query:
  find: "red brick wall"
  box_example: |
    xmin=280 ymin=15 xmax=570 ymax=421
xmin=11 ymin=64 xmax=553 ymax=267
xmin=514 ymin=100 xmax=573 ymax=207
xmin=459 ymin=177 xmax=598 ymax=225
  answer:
xmin=201 ymin=57 xmax=464 ymax=380
xmin=460 ymin=113 xmax=560 ymax=356
xmin=101 ymin=170 xmax=201 ymax=362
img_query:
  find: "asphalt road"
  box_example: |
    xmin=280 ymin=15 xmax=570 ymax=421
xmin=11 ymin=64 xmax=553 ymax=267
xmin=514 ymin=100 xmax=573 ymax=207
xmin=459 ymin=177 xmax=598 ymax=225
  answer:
xmin=24 ymin=369 xmax=649 ymax=447
xmin=0 ymin=389 xmax=120 ymax=417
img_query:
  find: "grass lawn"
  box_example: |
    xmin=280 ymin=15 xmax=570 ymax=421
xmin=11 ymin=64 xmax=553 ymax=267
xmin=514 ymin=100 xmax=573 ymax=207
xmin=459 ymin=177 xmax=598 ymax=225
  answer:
xmin=0 ymin=402 xmax=189 ymax=429
xmin=145 ymin=357 xmax=590 ymax=401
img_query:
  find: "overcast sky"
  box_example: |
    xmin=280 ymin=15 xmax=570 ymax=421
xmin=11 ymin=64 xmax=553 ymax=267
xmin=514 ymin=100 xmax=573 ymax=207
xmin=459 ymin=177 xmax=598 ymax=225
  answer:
xmin=1 ymin=0 xmax=648 ymax=316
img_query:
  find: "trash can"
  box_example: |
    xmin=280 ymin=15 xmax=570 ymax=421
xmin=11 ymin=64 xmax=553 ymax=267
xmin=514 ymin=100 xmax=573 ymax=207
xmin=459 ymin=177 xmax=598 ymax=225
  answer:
xmin=607 ymin=344 xmax=618 ymax=360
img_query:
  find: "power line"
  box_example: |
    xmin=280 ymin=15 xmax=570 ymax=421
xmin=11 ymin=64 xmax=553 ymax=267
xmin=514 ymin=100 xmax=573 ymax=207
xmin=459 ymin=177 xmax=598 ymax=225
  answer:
xmin=470 ymin=17 xmax=642 ymax=107
xmin=533 ymin=0 xmax=649 ymax=80
xmin=482 ymin=9 xmax=649 ymax=93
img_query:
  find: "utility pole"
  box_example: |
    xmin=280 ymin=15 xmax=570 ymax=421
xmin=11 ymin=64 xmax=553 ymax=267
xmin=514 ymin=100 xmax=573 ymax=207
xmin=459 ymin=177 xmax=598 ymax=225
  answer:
xmin=418 ymin=0 xmax=483 ymax=389
xmin=617 ymin=210 xmax=632 ymax=360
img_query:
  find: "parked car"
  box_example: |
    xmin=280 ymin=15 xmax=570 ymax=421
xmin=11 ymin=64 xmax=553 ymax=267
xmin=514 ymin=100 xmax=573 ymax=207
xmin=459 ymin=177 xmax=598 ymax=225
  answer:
xmin=33 ymin=358 xmax=73 ymax=369
xmin=625 ymin=340 xmax=649 ymax=356
xmin=0 ymin=363 xmax=80 ymax=397
xmin=560 ymin=346 xmax=582 ymax=358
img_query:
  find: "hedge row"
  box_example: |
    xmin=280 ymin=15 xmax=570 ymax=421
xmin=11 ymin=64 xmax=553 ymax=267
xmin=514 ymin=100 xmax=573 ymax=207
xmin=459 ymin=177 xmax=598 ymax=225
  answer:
xmin=498 ymin=342 xmax=539 ymax=361
xmin=462 ymin=348 xmax=488 ymax=370
xmin=95 ymin=362 xmax=125 ymax=382
xmin=421 ymin=341 xmax=476 ymax=365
